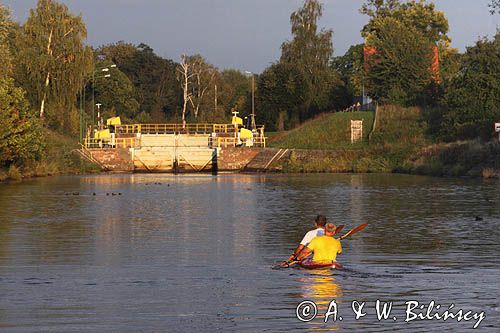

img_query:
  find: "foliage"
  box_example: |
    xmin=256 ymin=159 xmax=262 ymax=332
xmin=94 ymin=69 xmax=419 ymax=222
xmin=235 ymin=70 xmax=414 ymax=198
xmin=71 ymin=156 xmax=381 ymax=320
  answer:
xmin=0 ymin=7 xmax=45 ymax=167
xmin=0 ymin=77 xmax=45 ymax=166
xmin=278 ymin=0 xmax=340 ymax=120
xmin=361 ymin=0 xmax=449 ymax=44
xmin=92 ymin=60 xmax=140 ymax=123
xmin=364 ymin=17 xmax=434 ymax=105
xmin=15 ymin=0 xmax=93 ymax=132
xmin=257 ymin=62 xmax=310 ymax=130
xmin=97 ymin=42 xmax=180 ymax=122
xmin=331 ymin=44 xmax=364 ymax=99
xmin=0 ymin=5 xmax=13 ymax=78
xmin=218 ymin=69 xmax=251 ymax=117
xmin=438 ymin=33 xmax=500 ymax=141
xmin=490 ymin=0 xmax=500 ymax=14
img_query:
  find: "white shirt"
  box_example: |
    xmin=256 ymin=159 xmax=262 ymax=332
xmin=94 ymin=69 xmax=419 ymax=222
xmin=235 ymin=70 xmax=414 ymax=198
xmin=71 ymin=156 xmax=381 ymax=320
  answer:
xmin=300 ymin=228 xmax=325 ymax=246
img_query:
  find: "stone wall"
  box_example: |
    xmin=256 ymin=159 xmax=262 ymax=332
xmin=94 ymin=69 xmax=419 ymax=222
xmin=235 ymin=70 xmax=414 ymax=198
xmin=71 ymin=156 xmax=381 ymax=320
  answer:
xmin=88 ymin=149 xmax=134 ymax=172
xmin=217 ymin=147 xmax=263 ymax=171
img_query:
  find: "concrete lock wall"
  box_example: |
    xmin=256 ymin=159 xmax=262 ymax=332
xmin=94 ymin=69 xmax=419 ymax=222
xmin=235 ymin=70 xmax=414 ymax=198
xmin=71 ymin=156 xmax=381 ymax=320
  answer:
xmin=132 ymin=134 xmax=214 ymax=172
xmin=85 ymin=134 xmax=269 ymax=173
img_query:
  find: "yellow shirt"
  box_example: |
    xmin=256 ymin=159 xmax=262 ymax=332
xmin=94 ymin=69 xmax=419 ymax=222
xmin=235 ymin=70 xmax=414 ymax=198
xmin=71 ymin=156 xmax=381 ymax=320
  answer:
xmin=306 ymin=236 xmax=342 ymax=262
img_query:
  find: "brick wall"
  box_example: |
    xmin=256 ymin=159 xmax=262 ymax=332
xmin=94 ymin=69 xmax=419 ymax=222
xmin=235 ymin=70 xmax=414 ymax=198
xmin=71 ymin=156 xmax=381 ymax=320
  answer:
xmin=217 ymin=147 xmax=263 ymax=171
xmin=88 ymin=149 xmax=134 ymax=172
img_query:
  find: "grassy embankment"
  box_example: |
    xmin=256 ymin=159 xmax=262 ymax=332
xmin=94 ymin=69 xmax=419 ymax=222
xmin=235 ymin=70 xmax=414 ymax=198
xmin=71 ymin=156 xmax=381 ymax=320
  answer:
xmin=269 ymin=106 xmax=500 ymax=178
xmin=0 ymin=130 xmax=100 ymax=182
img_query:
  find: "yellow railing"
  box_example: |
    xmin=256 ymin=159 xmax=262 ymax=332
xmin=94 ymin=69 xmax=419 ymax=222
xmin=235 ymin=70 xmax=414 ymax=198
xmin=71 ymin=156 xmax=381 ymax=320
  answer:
xmin=84 ymin=137 xmax=137 ymax=149
xmin=209 ymin=136 xmax=267 ymax=148
xmin=116 ymin=123 xmax=243 ymax=135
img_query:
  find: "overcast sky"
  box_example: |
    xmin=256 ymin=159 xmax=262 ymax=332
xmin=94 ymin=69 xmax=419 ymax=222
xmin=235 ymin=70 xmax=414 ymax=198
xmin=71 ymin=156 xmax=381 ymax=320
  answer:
xmin=3 ymin=0 xmax=499 ymax=72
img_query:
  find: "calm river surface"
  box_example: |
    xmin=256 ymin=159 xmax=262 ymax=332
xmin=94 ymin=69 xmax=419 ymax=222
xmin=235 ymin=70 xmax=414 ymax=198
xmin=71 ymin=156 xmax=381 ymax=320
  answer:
xmin=0 ymin=173 xmax=499 ymax=332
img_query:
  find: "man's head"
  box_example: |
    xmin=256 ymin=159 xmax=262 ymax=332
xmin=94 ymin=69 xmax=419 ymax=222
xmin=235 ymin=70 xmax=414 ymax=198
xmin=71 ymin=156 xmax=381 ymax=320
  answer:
xmin=325 ymin=223 xmax=337 ymax=236
xmin=314 ymin=215 xmax=327 ymax=228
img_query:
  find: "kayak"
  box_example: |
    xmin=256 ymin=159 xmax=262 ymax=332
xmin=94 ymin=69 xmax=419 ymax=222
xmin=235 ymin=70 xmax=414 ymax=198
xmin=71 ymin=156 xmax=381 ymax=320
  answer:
xmin=298 ymin=259 xmax=343 ymax=270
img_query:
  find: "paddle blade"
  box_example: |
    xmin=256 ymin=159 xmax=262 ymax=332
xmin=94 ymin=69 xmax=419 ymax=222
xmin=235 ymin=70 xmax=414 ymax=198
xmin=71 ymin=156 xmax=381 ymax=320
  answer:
xmin=340 ymin=223 xmax=368 ymax=240
xmin=335 ymin=225 xmax=345 ymax=235
xmin=272 ymin=260 xmax=298 ymax=270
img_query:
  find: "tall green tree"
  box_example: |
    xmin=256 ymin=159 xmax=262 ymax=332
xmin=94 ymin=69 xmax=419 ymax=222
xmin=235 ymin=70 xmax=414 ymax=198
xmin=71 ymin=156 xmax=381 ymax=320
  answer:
xmin=280 ymin=0 xmax=339 ymax=121
xmin=490 ymin=0 xmax=500 ymax=14
xmin=92 ymin=61 xmax=140 ymax=123
xmin=331 ymin=44 xmax=364 ymax=99
xmin=439 ymin=33 xmax=500 ymax=141
xmin=16 ymin=0 xmax=93 ymax=132
xmin=361 ymin=0 xmax=451 ymax=105
xmin=97 ymin=42 xmax=180 ymax=122
xmin=257 ymin=62 xmax=310 ymax=130
xmin=0 ymin=6 xmax=44 ymax=166
xmin=361 ymin=0 xmax=449 ymax=44
xmin=218 ymin=69 xmax=251 ymax=115
xmin=364 ymin=17 xmax=434 ymax=105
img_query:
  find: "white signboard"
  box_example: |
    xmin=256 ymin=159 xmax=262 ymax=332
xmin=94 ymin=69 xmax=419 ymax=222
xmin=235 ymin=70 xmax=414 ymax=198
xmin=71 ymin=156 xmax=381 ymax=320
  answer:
xmin=495 ymin=122 xmax=500 ymax=133
xmin=351 ymin=120 xmax=363 ymax=143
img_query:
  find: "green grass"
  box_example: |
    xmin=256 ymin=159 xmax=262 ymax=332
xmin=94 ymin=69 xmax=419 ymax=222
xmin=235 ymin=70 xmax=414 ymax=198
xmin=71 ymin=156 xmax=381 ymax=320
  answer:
xmin=269 ymin=112 xmax=375 ymax=150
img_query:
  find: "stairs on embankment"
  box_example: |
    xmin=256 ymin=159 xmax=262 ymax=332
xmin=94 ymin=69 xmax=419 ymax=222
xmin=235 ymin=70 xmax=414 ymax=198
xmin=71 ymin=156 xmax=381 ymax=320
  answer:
xmin=244 ymin=148 xmax=290 ymax=172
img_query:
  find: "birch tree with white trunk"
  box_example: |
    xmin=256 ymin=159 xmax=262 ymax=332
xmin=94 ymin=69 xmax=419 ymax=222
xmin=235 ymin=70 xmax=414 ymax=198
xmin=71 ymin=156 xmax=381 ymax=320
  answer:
xmin=176 ymin=54 xmax=194 ymax=129
xmin=16 ymin=0 xmax=92 ymax=131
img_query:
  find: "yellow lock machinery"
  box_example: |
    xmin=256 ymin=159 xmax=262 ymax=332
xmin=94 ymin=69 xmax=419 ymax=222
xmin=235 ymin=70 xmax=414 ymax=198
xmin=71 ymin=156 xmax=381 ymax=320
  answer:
xmin=93 ymin=116 xmax=121 ymax=147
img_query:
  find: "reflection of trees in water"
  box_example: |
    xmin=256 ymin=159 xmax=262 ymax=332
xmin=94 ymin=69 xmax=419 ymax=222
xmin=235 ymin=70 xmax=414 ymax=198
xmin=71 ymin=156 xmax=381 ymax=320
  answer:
xmin=0 ymin=187 xmax=12 ymax=263
xmin=0 ymin=179 xmax=93 ymax=266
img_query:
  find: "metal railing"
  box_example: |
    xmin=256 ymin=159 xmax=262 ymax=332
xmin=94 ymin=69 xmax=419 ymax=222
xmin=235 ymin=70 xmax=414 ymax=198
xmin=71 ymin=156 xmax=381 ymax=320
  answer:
xmin=208 ymin=136 xmax=266 ymax=148
xmin=84 ymin=137 xmax=137 ymax=149
xmin=115 ymin=123 xmax=241 ymax=135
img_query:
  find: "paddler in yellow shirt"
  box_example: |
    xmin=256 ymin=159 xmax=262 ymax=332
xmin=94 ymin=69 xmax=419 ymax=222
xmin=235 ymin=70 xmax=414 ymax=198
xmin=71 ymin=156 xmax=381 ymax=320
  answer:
xmin=295 ymin=223 xmax=342 ymax=263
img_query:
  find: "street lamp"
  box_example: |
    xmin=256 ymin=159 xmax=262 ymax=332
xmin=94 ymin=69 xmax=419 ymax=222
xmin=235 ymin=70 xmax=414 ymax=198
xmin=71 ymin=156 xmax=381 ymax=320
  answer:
xmin=244 ymin=70 xmax=256 ymax=131
xmin=80 ymin=64 xmax=116 ymax=144
xmin=92 ymin=66 xmax=115 ymax=131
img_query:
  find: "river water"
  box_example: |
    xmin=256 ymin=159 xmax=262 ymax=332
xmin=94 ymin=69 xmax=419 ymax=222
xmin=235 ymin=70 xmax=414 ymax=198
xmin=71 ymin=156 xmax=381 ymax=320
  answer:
xmin=0 ymin=174 xmax=499 ymax=332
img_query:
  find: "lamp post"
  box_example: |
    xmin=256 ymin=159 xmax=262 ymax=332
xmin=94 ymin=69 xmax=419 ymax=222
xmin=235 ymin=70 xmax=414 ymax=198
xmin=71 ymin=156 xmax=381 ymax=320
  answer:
xmin=244 ymin=71 xmax=256 ymax=131
xmin=91 ymin=64 xmax=116 ymax=130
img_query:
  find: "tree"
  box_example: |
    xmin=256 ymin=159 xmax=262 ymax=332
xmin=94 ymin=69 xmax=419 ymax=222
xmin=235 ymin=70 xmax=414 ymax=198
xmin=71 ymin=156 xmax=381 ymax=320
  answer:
xmin=439 ymin=33 xmax=500 ymax=141
xmin=364 ymin=17 xmax=434 ymax=105
xmin=360 ymin=0 xmax=451 ymax=105
xmin=92 ymin=61 xmax=140 ymax=123
xmin=16 ymin=0 xmax=92 ymax=132
xmin=257 ymin=62 xmax=310 ymax=130
xmin=361 ymin=0 xmax=449 ymax=44
xmin=0 ymin=6 xmax=13 ymax=78
xmin=176 ymin=54 xmax=194 ymax=128
xmin=280 ymin=0 xmax=339 ymax=121
xmin=0 ymin=6 xmax=44 ymax=166
xmin=97 ymin=42 xmax=180 ymax=122
xmin=185 ymin=54 xmax=216 ymax=120
xmin=331 ymin=44 xmax=364 ymax=98
xmin=490 ymin=0 xmax=500 ymax=14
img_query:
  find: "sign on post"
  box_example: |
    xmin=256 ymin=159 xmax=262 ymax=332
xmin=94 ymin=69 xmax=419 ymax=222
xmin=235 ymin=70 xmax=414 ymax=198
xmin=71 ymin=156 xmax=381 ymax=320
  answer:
xmin=495 ymin=122 xmax=500 ymax=142
xmin=351 ymin=120 xmax=363 ymax=144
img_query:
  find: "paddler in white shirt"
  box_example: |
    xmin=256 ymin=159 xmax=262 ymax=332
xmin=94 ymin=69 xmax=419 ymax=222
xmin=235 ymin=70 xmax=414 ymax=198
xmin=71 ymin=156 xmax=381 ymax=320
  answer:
xmin=282 ymin=215 xmax=327 ymax=265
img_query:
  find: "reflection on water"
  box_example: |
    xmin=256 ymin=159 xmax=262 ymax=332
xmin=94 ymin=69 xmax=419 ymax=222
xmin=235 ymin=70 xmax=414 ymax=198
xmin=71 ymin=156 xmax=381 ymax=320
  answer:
xmin=0 ymin=173 xmax=499 ymax=332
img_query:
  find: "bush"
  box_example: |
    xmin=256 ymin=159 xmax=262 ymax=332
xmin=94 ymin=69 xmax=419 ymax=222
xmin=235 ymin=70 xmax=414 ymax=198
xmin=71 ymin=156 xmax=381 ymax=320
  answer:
xmin=7 ymin=164 xmax=22 ymax=181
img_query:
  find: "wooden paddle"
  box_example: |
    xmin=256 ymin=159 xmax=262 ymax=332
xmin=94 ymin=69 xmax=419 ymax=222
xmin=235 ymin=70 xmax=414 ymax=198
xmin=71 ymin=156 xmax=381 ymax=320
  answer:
xmin=339 ymin=223 xmax=368 ymax=240
xmin=334 ymin=224 xmax=345 ymax=235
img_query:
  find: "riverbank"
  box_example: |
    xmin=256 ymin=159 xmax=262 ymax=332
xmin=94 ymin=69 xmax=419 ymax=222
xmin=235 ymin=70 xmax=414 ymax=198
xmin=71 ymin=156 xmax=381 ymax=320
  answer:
xmin=268 ymin=106 xmax=499 ymax=179
xmin=0 ymin=130 xmax=100 ymax=183
xmin=267 ymin=141 xmax=500 ymax=179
